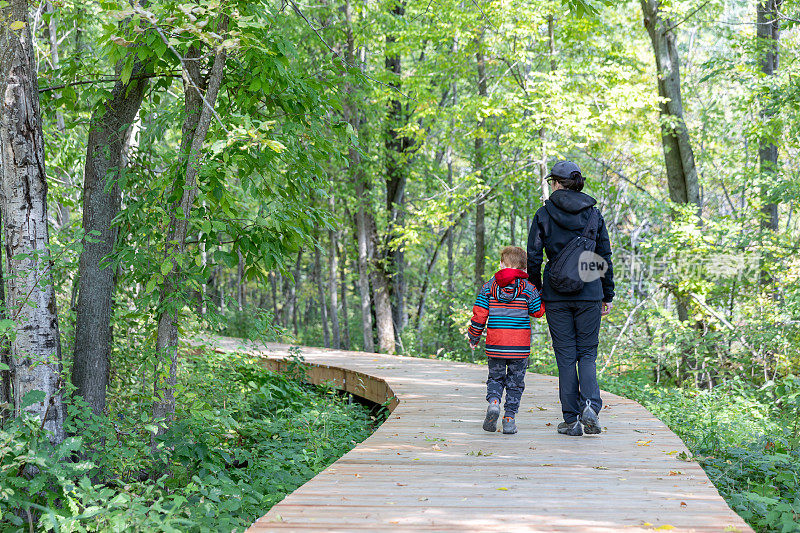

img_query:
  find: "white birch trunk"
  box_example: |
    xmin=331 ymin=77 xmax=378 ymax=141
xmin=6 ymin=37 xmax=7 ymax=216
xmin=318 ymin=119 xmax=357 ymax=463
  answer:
xmin=1 ymin=0 xmax=64 ymax=443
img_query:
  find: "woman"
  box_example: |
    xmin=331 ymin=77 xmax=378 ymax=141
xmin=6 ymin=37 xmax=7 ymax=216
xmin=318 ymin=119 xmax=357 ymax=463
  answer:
xmin=526 ymin=160 xmax=614 ymax=437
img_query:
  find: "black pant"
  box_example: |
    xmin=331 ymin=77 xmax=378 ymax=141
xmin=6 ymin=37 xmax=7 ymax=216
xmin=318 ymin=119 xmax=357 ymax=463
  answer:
xmin=545 ymin=300 xmax=603 ymax=423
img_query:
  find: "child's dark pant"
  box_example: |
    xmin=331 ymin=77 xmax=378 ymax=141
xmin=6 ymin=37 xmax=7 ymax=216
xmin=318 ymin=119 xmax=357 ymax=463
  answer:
xmin=486 ymin=357 xmax=528 ymax=417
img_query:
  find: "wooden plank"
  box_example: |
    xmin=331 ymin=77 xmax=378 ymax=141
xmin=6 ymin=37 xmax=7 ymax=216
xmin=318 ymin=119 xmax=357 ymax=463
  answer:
xmin=210 ymin=338 xmax=752 ymax=533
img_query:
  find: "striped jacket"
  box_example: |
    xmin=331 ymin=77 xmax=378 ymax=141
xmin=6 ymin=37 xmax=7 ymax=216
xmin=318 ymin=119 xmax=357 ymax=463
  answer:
xmin=467 ymin=269 xmax=543 ymax=359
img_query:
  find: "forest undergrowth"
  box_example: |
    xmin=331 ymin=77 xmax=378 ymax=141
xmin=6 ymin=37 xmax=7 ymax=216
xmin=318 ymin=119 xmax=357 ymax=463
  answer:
xmin=523 ymin=353 xmax=800 ymax=533
xmin=0 ymin=347 xmax=377 ymax=532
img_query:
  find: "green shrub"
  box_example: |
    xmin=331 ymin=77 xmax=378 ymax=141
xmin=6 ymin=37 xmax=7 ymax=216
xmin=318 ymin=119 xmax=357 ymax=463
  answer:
xmin=602 ymin=374 xmax=800 ymax=533
xmin=0 ymin=347 xmax=375 ymax=532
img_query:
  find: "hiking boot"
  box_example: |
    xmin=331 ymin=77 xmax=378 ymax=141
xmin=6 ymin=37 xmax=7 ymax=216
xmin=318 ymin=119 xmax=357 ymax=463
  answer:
xmin=483 ymin=400 xmax=500 ymax=432
xmin=558 ymin=420 xmax=583 ymax=436
xmin=502 ymin=416 xmax=517 ymax=434
xmin=581 ymin=400 xmax=601 ymax=435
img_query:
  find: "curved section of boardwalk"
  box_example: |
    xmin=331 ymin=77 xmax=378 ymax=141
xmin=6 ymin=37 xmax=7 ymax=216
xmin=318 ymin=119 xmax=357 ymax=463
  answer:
xmin=212 ymin=338 xmax=751 ymax=533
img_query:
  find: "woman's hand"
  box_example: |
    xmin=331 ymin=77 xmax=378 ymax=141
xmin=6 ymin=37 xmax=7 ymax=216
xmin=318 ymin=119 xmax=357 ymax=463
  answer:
xmin=601 ymin=301 xmax=613 ymax=316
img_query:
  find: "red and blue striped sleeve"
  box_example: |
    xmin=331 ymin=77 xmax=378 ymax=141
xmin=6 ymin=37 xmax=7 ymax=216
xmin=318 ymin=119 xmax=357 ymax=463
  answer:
xmin=524 ymin=283 xmax=543 ymax=318
xmin=467 ymin=283 xmax=490 ymax=344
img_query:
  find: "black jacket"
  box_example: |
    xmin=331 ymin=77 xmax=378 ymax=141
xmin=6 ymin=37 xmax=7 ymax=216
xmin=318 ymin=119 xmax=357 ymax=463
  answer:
xmin=526 ymin=189 xmax=615 ymax=303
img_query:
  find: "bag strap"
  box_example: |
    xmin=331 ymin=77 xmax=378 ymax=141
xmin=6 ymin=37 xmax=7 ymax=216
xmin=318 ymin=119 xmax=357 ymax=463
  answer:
xmin=581 ymin=208 xmax=600 ymax=241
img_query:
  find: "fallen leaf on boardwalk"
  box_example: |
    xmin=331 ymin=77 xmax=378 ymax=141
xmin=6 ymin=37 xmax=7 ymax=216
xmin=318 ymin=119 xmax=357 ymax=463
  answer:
xmin=529 ymin=446 xmax=536 ymax=450
xmin=636 ymin=440 xmax=652 ymax=446
xmin=413 ymin=458 xmax=420 ymax=461
xmin=451 ymin=419 xmax=464 ymax=422
xmin=517 ymin=476 xmax=529 ymax=480
xmin=593 ymin=466 xmax=609 ymax=470
xmin=497 ymin=487 xmax=509 ymax=491
xmin=418 ymin=497 xmax=429 ymax=501
xmin=354 ymin=473 xmax=361 ymax=478
xmin=618 ymin=478 xmax=627 ymax=481
xmin=669 ymin=470 xmax=682 ymax=476
xmin=642 ymin=523 xmax=652 ymax=527
xmin=466 ymin=450 xmax=493 ymax=456
xmin=270 ymin=515 xmax=283 ymax=522
xmin=396 ymin=483 xmax=407 ymax=486
xmin=545 ymin=423 xmax=552 ymax=426
xmin=680 ymin=502 xmax=687 ymax=507
xmin=654 ymin=526 xmax=675 ymax=530
xmin=432 ymin=445 xmax=442 ymax=451
xmin=666 ymin=450 xmax=678 ymax=455
xmin=539 ymin=463 xmax=553 ymax=467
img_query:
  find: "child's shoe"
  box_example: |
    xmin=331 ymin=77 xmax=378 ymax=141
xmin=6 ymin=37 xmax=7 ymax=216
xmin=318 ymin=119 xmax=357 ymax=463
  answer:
xmin=483 ymin=400 xmax=500 ymax=432
xmin=502 ymin=416 xmax=517 ymax=434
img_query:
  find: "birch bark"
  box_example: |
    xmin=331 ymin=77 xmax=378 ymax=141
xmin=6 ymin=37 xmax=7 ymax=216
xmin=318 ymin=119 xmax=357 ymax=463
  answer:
xmin=0 ymin=0 xmax=65 ymax=443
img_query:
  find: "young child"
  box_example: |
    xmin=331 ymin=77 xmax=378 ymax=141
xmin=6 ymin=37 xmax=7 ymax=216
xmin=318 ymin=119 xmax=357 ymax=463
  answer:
xmin=467 ymin=246 xmax=544 ymax=434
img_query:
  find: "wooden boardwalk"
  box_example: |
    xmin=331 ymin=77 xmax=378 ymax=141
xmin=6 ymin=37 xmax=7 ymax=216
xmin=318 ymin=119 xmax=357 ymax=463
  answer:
xmin=212 ymin=338 xmax=752 ymax=533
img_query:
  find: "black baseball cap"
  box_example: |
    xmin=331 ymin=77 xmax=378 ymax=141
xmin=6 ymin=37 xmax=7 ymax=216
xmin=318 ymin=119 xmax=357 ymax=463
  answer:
xmin=546 ymin=160 xmax=581 ymax=179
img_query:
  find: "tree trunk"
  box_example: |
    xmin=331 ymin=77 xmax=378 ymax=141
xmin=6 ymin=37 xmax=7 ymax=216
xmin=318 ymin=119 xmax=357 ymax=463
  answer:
xmin=641 ymin=0 xmax=701 ymax=331
xmin=371 ymin=241 xmax=396 ymax=353
xmin=385 ymin=0 xmax=410 ymax=337
xmin=328 ymin=214 xmax=341 ymax=349
xmin=354 ymin=204 xmax=375 ymax=352
xmin=474 ymin=44 xmax=488 ymax=291
xmin=286 ymin=250 xmax=301 ymax=335
xmin=339 ymin=237 xmax=351 ymax=350
xmin=446 ymin=49 xmax=457 ymax=293
xmin=153 ymin=23 xmax=227 ymax=433
xmin=757 ymin=0 xmax=781 ymax=231
xmin=0 ymin=211 xmax=11 ymax=421
xmin=0 ymin=0 xmax=65 ymax=443
xmin=73 ymin=52 xmax=150 ymax=417
xmin=538 ymin=15 xmax=556 ymax=203
xmin=270 ymin=272 xmax=279 ymax=318
xmin=237 ymin=250 xmax=244 ymax=311
xmin=314 ymin=246 xmax=331 ymax=348
xmin=641 ymin=0 xmax=701 ymax=209
xmin=344 ymin=0 xmax=375 ymax=352
xmin=45 ymin=0 xmax=71 ymax=229
xmin=198 ymin=233 xmax=207 ymax=316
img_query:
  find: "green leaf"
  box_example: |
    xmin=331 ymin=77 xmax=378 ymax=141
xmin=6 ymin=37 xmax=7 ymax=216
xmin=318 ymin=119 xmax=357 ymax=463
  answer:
xmin=145 ymin=277 xmax=158 ymax=294
xmin=9 ymin=21 xmax=26 ymax=31
xmin=21 ymin=390 xmax=46 ymax=409
xmin=120 ymin=60 xmax=134 ymax=85
xmin=161 ymin=259 xmax=174 ymax=276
